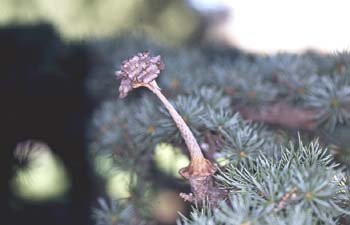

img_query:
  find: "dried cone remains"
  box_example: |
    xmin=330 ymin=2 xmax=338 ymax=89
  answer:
xmin=115 ymin=51 xmax=226 ymax=204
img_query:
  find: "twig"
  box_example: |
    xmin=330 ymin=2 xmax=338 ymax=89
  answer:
xmin=238 ymin=102 xmax=318 ymax=130
xmin=115 ymin=52 xmax=226 ymax=204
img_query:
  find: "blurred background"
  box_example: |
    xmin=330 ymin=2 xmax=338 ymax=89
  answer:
xmin=0 ymin=0 xmax=349 ymax=225
xmin=1 ymin=0 xmax=350 ymax=51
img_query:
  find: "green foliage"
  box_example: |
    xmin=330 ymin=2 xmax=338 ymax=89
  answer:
xmin=87 ymin=37 xmax=350 ymax=224
xmin=177 ymin=194 xmax=317 ymax=225
xmin=177 ymin=140 xmax=349 ymax=225
xmin=304 ymin=75 xmax=350 ymax=130
xmin=93 ymin=198 xmax=146 ymax=225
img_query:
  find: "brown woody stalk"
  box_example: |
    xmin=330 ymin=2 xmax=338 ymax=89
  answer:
xmin=115 ymin=52 xmax=225 ymax=203
xmin=238 ymin=102 xmax=318 ymax=130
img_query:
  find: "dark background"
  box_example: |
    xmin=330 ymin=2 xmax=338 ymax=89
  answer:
xmin=0 ymin=1 xmax=209 ymax=225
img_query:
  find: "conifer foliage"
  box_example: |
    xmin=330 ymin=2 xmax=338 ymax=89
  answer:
xmin=89 ymin=37 xmax=350 ymax=225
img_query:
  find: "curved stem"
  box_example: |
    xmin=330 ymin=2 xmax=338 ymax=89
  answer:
xmin=145 ymin=81 xmax=204 ymax=160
